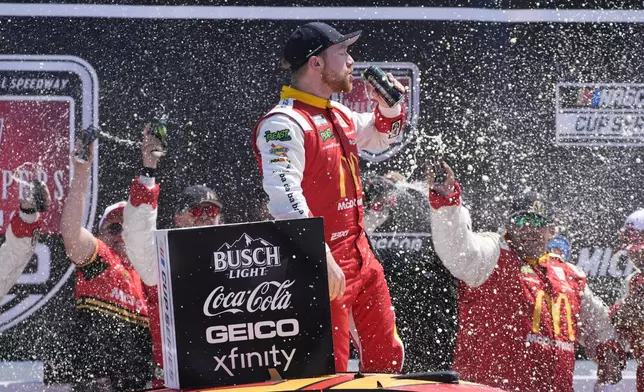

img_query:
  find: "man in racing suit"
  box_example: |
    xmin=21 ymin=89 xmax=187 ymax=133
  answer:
xmin=0 ymin=180 xmax=50 ymax=301
xmin=121 ymin=125 xmax=224 ymax=387
xmin=611 ymin=208 xmax=644 ymax=391
xmin=252 ymin=22 xmax=406 ymax=373
xmin=61 ymin=142 xmax=152 ymax=391
xmin=428 ymin=162 xmax=625 ymax=392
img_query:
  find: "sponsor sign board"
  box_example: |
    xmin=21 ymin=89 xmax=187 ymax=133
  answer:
xmin=155 ymin=218 xmax=333 ymax=390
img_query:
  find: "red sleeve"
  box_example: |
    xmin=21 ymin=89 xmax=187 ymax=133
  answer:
xmin=374 ymin=104 xmax=405 ymax=135
xmin=429 ymin=181 xmax=462 ymax=210
xmin=9 ymin=211 xmax=40 ymax=238
xmin=596 ymin=340 xmax=626 ymax=367
xmin=129 ymin=178 xmax=160 ymax=209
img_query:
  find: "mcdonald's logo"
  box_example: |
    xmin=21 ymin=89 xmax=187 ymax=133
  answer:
xmin=532 ymin=290 xmax=575 ymax=341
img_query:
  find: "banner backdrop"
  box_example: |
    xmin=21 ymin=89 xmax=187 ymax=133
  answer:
xmin=0 ymin=1 xmax=643 ymax=372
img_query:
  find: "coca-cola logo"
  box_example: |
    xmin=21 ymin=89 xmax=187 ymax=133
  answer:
xmin=203 ymin=280 xmax=294 ymax=317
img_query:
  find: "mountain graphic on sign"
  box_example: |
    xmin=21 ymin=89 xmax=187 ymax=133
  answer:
xmin=217 ymin=233 xmax=274 ymax=252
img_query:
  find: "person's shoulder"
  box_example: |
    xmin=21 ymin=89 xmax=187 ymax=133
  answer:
xmin=258 ymin=102 xmax=312 ymax=134
xmin=560 ymin=260 xmax=587 ymax=280
xmin=329 ymin=100 xmax=354 ymax=118
xmin=96 ymin=240 xmax=124 ymax=266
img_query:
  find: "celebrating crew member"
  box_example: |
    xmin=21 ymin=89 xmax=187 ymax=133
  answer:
xmin=428 ymin=162 xmax=625 ymax=392
xmin=121 ymin=125 xmax=224 ymax=386
xmin=0 ymin=179 xmax=51 ymax=301
xmin=60 ymin=142 xmax=152 ymax=391
xmin=252 ymin=22 xmax=406 ymax=373
xmin=611 ymin=209 xmax=644 ymax=391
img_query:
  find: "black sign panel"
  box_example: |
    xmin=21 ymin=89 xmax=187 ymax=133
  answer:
xmin=156 ymin=218 xmax=333 ymax=390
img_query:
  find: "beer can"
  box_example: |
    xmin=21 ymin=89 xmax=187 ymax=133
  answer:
xmin=149 ymin=116 xmax=168 ymax=157
xmin=427 ymin=155 xmax=446 ymax=184
xmin=74 ymin=125 xmax=100 ymax=163
xmin=361 ymin=66 xmax=405 ymax=108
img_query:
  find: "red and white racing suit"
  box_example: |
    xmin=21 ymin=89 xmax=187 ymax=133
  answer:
xmin=611 ymin=269 xmax=644 ymax=391
xmin=430 ymin=183 xmax=623 ymax=392
xmin=121 ymin=176 xmax=163 ymax=386
xmin=0 ymin=210 xmax=41 ymax=301
xmin=252 ymin=86 xmax=405 ymax=373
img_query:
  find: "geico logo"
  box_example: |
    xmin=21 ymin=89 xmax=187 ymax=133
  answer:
xmin=206 ymin=319 xmax=299 ymax=344
xmin=532 ymin=290 xmax=575 ymax=341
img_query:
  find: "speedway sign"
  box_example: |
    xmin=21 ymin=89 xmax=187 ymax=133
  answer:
xmin=155 ymin=218 xmax=334 ymax=390
xmin=0 ymin=55 xmax=99 ymax=333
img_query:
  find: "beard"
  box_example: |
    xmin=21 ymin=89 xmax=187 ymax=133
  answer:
xmin=322 ymin=67 xmax=353 ymax=93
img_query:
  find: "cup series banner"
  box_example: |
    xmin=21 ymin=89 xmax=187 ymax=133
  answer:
xmin=155 ymin=218 xmax=333 ymax=389
xmin=2 ymin=0 xmax=644 ymax=373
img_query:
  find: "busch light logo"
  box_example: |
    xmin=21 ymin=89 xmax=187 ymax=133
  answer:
xmin=213 ymin=234 xmax=281 ymax=279
xmin=0 ymin=55 xmax=98 ymax=332
xmin=332 ymin=62 xmax=420 ymax=163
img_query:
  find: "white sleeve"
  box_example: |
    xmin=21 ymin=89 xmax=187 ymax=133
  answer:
xmin=122 ymin=177 xmax=158 ymax=286
xmin=578 ymin=278 xmax=619 ymax=360
xmin=0 ymin=212 xmax=38 ymax=300
xmin=430 ymin=203 xmax=501 ymax=287
xmin=352 ymin=104 xmax=402 ymax=152
xmin=256 ymin=114 xmax=311 ymax=220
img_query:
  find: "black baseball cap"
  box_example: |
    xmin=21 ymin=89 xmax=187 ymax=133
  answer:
xmin=509 ymin=191 xmax=553 ymax=221
xmin=175 ymin=185 xmax=222 ymax=214
xmin=283 ymin=22 xmax=361 ymax=71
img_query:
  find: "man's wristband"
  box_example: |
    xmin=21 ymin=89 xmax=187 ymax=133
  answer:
xmin=141 ymin=167 xmax=157 ymax=178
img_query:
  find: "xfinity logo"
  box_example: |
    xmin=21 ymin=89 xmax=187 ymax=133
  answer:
xmin=213 ymin=346 xmax=296 ymax=377
xmin=213 ymin=233 xmax=281 ymax=279
xmin=206 ymin=319 xmax=299 ymax=344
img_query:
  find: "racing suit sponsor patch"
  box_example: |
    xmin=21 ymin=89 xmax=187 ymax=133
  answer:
xmin=337 ymin=198 xmax=362 ymax=211
xmin=312 ymin=114 xmax=328 ymax=126
xmin=330 ymin=230 xmax=349 ymax=241
xmin=389 ymin=119 xmax=402 ymax=139
xmin=279 ymin=173 xmax=305 ymax=215
xmin=269 ymin=157 xmax=291 ymax=164
xmin=264 ymin=129 xmax=292 ymax=142
xmin=269 ymin=143 xmax=289 ymax=157
xmin=319 ymin=128 xmax=335 ymax=142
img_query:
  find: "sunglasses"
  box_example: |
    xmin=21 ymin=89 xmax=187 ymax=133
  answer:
xmin=106 ymin=222 xmax=123 ymax=235
xmin=188 ymin=204 xmax=220 ymax=218
xmin=511 ymin=214 xmax=550 ymax=228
